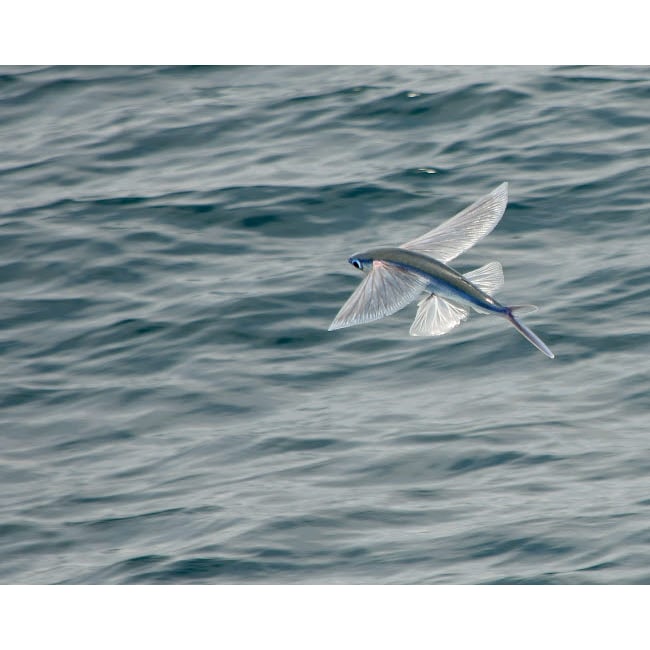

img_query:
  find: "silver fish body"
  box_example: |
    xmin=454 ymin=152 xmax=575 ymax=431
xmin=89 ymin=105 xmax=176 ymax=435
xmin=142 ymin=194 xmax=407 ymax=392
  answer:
xmin=352 ymin=247 xmax=505 ymax=314
xmin=329 ymin=183 xmax=555 ymax=359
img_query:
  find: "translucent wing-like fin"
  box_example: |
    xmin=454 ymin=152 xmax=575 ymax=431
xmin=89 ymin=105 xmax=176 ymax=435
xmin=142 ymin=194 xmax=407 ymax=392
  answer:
xmin=401 ymin=182 xmax=508 ymax=263
xmin=409 ymin=293 xmax=469 ymax=337
xmin=464 ymin=261 xmax=504 ymax=295
xmin=329 ymin=261 xmax=427 ymax=331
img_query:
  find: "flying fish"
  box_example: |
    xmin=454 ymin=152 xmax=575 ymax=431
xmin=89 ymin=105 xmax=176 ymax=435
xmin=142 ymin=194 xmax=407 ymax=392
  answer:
xmin=328 ymin=183 xmax=554 ymax=358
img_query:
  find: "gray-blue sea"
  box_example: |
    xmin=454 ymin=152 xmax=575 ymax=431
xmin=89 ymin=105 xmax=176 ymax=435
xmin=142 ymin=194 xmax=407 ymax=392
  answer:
xmin=1 ymin=65 xmax=649 ymax=584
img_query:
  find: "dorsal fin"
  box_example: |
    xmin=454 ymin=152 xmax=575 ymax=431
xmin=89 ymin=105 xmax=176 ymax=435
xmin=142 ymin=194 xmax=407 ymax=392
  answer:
xmin=464 ymin=261 xmax=504 ymax=295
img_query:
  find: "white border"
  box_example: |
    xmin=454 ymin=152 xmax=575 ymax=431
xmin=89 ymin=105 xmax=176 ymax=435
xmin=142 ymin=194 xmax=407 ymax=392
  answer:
xmin=2 ymin=2 xmax=643 ymax=64
xmin=1 ymin=585 xmax=646 ymax=649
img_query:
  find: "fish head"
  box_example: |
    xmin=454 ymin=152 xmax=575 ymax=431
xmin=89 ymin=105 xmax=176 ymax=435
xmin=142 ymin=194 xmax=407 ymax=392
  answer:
xmin=348 ymin=252 xmax=373 ymax=272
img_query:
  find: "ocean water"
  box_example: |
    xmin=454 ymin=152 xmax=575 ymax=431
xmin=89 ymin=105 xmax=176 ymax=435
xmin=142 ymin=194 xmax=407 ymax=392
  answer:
xmin=1 ymin=65 xmax=649 ymax=584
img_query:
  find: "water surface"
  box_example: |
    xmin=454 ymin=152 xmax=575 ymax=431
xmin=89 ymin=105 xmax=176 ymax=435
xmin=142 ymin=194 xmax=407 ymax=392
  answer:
xmin=1 ymin=65 xmax=649 ymax=583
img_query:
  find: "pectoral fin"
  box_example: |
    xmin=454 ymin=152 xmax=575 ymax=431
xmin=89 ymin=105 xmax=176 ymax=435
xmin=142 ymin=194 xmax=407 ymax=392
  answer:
xmin=329 ymin=261 xmax=427 ymax=331
xmin=400 ymin=183 xmax=508 ymax=263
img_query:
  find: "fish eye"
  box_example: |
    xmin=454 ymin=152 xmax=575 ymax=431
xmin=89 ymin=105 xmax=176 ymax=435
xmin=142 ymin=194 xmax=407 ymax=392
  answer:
xmin=350 ymin=259 xmax=362 ymax=270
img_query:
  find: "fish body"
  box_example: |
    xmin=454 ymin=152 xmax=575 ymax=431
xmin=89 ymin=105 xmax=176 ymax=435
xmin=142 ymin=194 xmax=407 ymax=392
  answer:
xmin=329 ymin=183 xmax=555 ymax=359
xmin=352 ymin=247 xmax=505 ymax=314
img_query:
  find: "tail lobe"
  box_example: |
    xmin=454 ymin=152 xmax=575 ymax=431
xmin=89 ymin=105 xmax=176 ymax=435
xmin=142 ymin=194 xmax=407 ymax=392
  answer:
xmin=506 ymin=308 xmax=555 ymax=359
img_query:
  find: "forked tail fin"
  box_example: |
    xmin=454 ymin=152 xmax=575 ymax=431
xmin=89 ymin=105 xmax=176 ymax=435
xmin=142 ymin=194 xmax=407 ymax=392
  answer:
xmin=506 ymin=308 xmax=555 ymax=359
